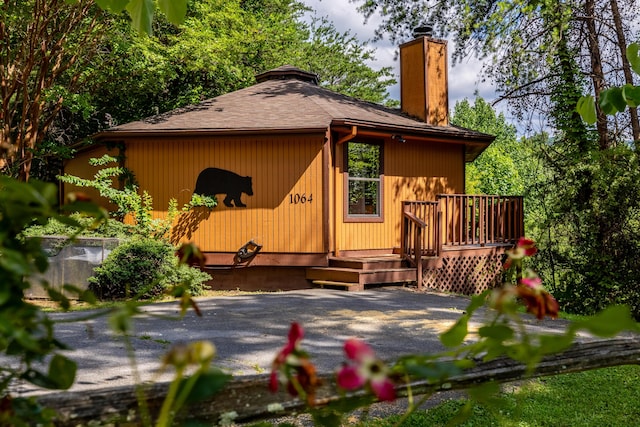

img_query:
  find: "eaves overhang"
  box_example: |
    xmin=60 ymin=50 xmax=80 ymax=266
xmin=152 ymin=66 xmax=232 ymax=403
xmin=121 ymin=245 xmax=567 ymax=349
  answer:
xmin=91 ymin=126 xmax=328 ymax=142
xmin=330 ymin=119 xmax=495 ymax=162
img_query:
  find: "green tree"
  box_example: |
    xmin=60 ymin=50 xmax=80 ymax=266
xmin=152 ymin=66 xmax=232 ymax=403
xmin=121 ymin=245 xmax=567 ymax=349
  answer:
xmin=3 ymin=0 xmax=394 ymax=182
xmin=294 ymin=16 xmax=396 ymax=105
xmin=451 ymin=98 xmax=523 ymax=195
xmin=88 ymin=0 xmax=396 ymax=127
xmin=95 ymin=0 xmax=187 ymax=35
xmin=0 ymin=0 xmax=110 ymax=181
xmin=356 ymin=0 xmax=640 ymax=318
xmin=353 ymin=0 xmax=639 ymax=145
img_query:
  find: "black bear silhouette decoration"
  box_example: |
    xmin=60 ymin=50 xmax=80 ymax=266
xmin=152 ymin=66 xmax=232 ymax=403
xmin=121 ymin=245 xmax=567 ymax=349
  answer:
xmin=194 ymin=168 xmax=253 ymax=207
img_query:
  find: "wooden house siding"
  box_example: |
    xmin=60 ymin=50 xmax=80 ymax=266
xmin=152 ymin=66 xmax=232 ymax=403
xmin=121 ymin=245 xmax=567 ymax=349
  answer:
xmin=333 ymin=140 xmax=464 ymax=253
xmin=120 ymin=134 xmax=326 ymax=254
xmin=62 ymin=144 xmax=112 ymax=208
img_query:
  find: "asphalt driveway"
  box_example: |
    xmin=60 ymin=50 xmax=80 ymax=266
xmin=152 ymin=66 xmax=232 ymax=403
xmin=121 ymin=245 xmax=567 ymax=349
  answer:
xmin=15 ymin=287 xmax=570 ymax=395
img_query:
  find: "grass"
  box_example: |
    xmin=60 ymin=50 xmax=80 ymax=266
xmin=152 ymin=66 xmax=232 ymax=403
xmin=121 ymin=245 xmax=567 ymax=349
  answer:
xmin=360 ymin=365 xmax=640 ymax=426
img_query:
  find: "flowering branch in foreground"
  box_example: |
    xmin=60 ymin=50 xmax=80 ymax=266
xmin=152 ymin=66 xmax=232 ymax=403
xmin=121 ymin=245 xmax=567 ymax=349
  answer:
xmin=496 ymin=238 xmax=559 ymax=320
xmin=337 ymin=339 xmax=396 ymax=401
xmin=269 ymin=322 xmax=320 ymax=406
xmin=265 ymin=238 xmax=639 ymax=426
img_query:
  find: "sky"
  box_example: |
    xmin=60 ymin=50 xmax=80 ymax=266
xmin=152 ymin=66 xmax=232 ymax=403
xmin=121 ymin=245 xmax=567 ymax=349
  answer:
xmin=301 ymin=0 xmax=499 ymax=110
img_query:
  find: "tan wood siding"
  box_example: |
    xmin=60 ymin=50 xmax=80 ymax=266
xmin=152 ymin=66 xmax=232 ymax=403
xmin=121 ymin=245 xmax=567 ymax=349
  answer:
xmin=122 ymin=134 xmax=325 ymax=254
xmin=61 ymin=145 xmax=114 ymax=209
xmin=335 ymin=140 xmax=464 ymax=252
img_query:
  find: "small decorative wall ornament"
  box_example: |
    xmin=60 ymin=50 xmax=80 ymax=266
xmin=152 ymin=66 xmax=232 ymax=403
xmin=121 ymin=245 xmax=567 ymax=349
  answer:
xmin=194 ymin=167 xmax=253 ymax=207
xmin=234 ymin=240 xmax=263 ymax=264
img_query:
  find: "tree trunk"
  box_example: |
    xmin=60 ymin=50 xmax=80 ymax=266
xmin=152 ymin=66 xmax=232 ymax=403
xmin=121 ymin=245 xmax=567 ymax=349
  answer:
xmin=585 ymin=0 xmax=610 ymax=150
xmin=609 ymin=0 xmax=640 ymax=145
xmin=0 ymin=0 xmax=105 ymax=181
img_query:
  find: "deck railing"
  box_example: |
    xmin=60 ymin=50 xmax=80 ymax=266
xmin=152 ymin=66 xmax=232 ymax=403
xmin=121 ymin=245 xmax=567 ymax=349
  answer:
xmin=437 ymin=194 xmax=524 ymax=246
xmin=401 ymin=201 xmax=440 ymax=288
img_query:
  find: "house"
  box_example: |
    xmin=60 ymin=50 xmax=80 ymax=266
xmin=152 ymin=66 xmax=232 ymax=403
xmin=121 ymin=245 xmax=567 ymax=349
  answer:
xmin=63 ymin=33 xmax=523 ymax=293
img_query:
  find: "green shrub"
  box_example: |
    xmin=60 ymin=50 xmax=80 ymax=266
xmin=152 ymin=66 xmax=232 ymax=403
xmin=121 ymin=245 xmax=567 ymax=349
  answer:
xmin=88 ymin=237 xmax=210 ymax=300
xmin=23 ymin=213 xmax=134 ymax=239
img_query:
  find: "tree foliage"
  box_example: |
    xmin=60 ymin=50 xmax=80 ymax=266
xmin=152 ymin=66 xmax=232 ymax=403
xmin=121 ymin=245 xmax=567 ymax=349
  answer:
xmin=353 ymin=0 xmax=639 ymax=143
xmin=0 ymin=0 xmax=110 ymax=181
xmin=0 ymin=177 xmax=106 ymax=420
xmin=374 ymin=0 xmax=640 ymax=317
xmin=451 ymin=98 xmax=524 ymax=195
xmin=2 ymin=0 xmax=395 ymax=182
xmin=94 ymin=0 xmax=187 ymax=35
xmin=88 ymin=0 xmax=396 ymax=127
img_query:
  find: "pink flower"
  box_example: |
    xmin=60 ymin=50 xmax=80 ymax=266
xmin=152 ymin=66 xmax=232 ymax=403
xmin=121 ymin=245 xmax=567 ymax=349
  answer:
xmin=505 ymin=237 xmax=538 ymax=269
xmin=520 ymin=276 xmax=542 ymax=288
xmin=517 ymin=270 xmax=559 ymax=319
xmin=515 ymin=285 xmax=559 ymax=320
xmin=337 ymin=339 xmax=396 ymax=402
xmin=269 ymin=322 xmax=304 ymax=392
xmin=519 ymin=269 xmax=543 ymax=289
xmin=269 ymin=323 xmax=319 ymax=405
xmin=517 ymin=237 xmax=538 ymax=256
xmin=491 ymin=270 xmax=560 ymax=320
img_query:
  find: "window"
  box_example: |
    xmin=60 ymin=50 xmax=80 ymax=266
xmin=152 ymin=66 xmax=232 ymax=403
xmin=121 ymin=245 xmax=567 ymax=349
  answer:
xmin=346 ymin=141 xmax=382 ymax=219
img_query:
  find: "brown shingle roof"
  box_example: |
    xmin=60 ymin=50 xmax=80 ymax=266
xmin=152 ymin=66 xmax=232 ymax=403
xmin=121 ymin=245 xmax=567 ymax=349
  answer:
xmin=93 ymin=67 xmax=493 ymax=159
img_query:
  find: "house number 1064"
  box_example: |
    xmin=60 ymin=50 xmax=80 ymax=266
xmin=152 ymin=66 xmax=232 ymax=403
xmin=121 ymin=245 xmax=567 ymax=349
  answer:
xmin=289 ymin=193 xmax=313 ymax=204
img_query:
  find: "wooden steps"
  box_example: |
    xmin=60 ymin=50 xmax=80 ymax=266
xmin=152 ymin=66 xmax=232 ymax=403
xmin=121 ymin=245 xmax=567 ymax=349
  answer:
xmin=306 ymin=256 xmax=417 ymax=291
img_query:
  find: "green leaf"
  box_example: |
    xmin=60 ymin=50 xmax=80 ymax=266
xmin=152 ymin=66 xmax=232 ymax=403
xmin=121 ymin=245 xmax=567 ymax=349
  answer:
xmin=13 ymin=330 xmax=42 ymax=353
xmin=330 ymin=395 xmax=376 ymax=413
xmin=63 ymin=286 xmax=98 ymax=305
xmin=538 ymin=333 xmax=575 ymax=355
xmin=21 ymin=355 xmax=77 ymax=389
xmin=109 ymin=308 xmax=132 ymax=334
xmin=95 ymin=0 xmax=130 ymax=13
xmin=179 ymin=369 xmax=231 ymax=404
xmin=21 ymin=370 xmax=60 ymax=389
xmin=126 ymin=0 xmax=155 ymax=35
xmin=312 ymin=409 xmax=346 ymax=427
xmin=440 ymin=315 xmax=469 ymax=347
xmin=0 ymin=287 xmax=10 ymax=305
xmin=622 ymin=84 xmax=640 ymax=108
xmin=573 ymin=305 xmax=639 ymax=337
xmin=48 ymin=354 xmax=77 ymax=389
xmin=0 ymin=248 xmax=32 ymax=275
xmin=577 ymin=95 xmax=597 ymax=124
xmin=467 ymin=381 xmax=500 ymax=404
xmin=158 ymin=0 xmax=187 ymax=25
xmin=402 ymin=359 xmax=463 ymax=381
xmin=599 ymin=87 xmax=627 ymax=115
xmin=47 ymin=287 xmax=71 ymax=311
xmin=628 ymin=43 xmax=640 ymax=75
xmin=478 ymin=324 xmax=514 ymax=341
xmin=468 ymin=290 xmax=490 ymax=313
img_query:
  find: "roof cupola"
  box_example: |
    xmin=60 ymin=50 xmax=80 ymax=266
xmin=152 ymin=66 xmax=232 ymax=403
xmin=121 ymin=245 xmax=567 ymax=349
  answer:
xmin=255 ymin=65 xmax=319 ymax=85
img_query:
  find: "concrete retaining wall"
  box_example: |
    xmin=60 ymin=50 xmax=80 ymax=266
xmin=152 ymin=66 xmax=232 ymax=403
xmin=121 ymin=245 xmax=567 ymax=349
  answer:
xmin=26 ymin=236 xmax=121 ymax=298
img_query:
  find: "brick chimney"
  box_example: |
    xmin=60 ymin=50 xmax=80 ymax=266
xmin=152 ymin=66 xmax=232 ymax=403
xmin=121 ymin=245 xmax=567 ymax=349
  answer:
xmin=399 ymin=29 xmax=449 ymax=126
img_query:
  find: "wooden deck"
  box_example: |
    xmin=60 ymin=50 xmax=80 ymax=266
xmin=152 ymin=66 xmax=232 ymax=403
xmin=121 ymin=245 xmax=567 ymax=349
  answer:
xmin=307 ymin=194 xmax=524 ymax=294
